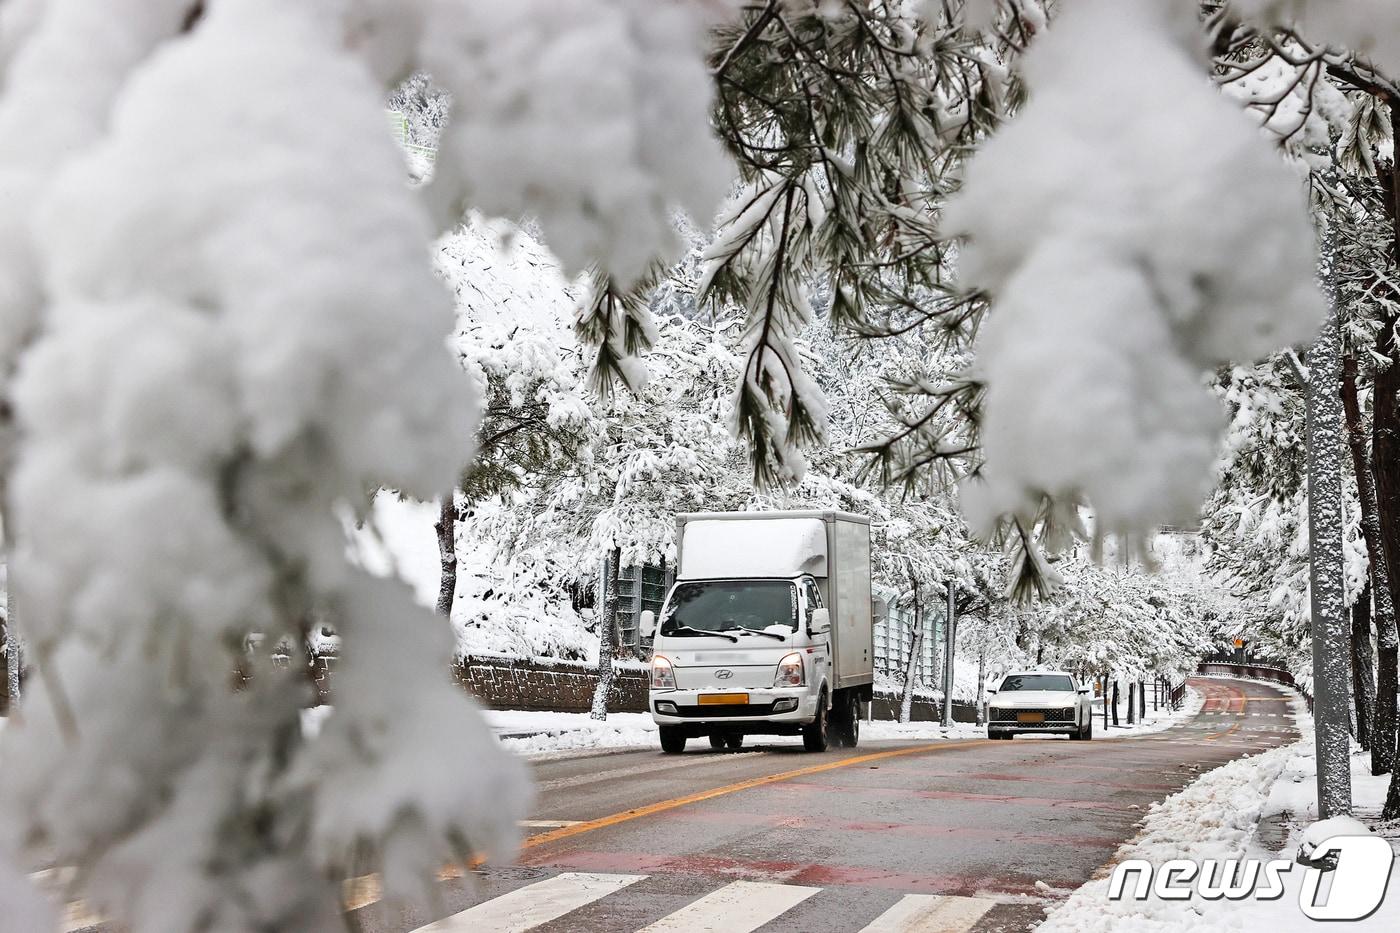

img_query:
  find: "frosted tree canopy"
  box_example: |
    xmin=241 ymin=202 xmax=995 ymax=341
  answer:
xmin=0 ymin=0 xmax=1394 ymax=928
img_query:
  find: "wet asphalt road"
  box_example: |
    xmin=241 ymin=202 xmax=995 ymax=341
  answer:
xmin=348 ymin=677 xmax=1299 ymax=933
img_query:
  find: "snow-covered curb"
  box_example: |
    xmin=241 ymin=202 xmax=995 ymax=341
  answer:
xmin=299 ymin=688 xmax=1203 ymax=761
xmin=490 ymin=710 xmax=989 ymax=757
xmin=1037 ymin=686 xmax=1400 ymax=931
xmin=1038 ymin=735 xmax=1307 ymax=932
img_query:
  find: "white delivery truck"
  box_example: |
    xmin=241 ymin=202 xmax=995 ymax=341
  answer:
xmin=639 ymin=510 xmax=874 ymax=754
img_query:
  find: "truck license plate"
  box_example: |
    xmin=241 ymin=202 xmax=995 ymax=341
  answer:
xmin=699 ymin=693 xmax=749 ymax=705
xmin=1017 ymin=711 xmax=1044 ymax=724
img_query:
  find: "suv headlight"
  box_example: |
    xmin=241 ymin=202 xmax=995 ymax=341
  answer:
xmin=651 ymin=655 xmax=676 ymax=690
xmin=774 ymin=652 xmax=805 ymax=688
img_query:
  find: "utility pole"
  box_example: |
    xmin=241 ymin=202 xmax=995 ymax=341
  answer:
xmin=942 ymin=581 xmax=956 ymax=726
xmin=1304 ymin=227 xmax=1353 ymax=818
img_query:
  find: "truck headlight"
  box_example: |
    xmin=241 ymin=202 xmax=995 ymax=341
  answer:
xmin=774 ymin=652 xmax=804 ymax=688
xmin=651 ymin=655 xmax=676 ymax=690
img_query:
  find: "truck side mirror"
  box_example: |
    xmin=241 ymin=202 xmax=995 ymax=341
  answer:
xmin=809 ymin=608 xmax=831 ymax=635
xmin=639 ymin=610 xmax=656 ymax=639
xmin=1077 ymin=687 xmax=1090 ymax=695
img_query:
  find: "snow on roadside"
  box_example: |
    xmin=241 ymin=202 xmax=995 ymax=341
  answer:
xmin=488 ymin=710 xmax=658 ymax=758
xmin=1038 ymin=684 xmax=1400 ymax=931
xmin=300 ymin=687 xmax=1200 ymax=761
xmin=1038 ymin=738 xmax=1307 ymax=932
xmin=487 ymin=710 xmax=1042 ymax=757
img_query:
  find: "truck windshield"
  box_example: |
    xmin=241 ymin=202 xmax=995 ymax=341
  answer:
xmin=661 ymin=581 xmax=797 ymax=636
xmin=998 ymin=674 xmax=1074 ymax=692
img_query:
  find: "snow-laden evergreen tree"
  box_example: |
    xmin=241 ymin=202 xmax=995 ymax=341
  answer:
xmin=0 ymin=1 xmax=733 ymax=927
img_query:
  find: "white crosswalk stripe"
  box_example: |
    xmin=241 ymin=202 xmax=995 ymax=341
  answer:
xmin=410 ymin=871 xmax=644 ymax=932
xmin=404 ymin=872 xmax=1001 ymax=933
xmin=857 ymin=893 xmax=999 ymax=932
xmin=638 ymin=879 xmax=820 ymax=932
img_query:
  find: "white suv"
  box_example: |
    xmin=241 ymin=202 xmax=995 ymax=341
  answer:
xmin=986 ymin=671 xmax=1094 ymax=740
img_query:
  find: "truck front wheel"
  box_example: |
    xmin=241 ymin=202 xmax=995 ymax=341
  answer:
xmin=829 ymin=691 xmax=860 ymax=748
xmin=660 ymin=726 xmax=687 ymax=754
xmin=803 ymin=692 xmax=830 ymax=752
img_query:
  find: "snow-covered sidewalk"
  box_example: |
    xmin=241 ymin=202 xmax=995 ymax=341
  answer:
xmin=1038 ymin=689 xmax=1400 ymax=931
xmin=1091 ymin=686 xmax=1203 ymax=740
xmin=483 ymin=707 xmax=1153 ymax=758
xmin=487 ymin=709 xmax=995 ymax=757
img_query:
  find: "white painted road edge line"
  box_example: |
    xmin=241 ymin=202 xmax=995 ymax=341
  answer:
xmin=411 ymin=871 xmax=644 ymax=932
xmin=638 ymin=879 xmax=820 ymax=933
xmin=858 ymin=893 xmax=999 ymax=933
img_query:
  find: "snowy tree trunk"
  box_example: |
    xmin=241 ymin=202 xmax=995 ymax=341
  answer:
xmin=899 ymin=582 xmax=923 ymax=725
xmin=590 ymin=548 xmax=621 ymax=721
xmin=1375 ymin=102 xmax=1400 ymax=819
xmin=434 ymin=493 xmax=458 ymax=618
xmin=1111 ymin=680 xmax=1119 ymax=726
xmin=1343 ymin=352 xmax=1393 ymax=768
xmin=1373 ymin=310 xmax=1400 ymax=779
xmin=1102 ymin=673 xmax=1109 ymax=729
xmin=1126 ymin=678 xmax=1135 ymax=725
xmin=1305 ymin=258 xmax=1354 ymax=819
xmin=4 ymin=629 xmax=18 ymax=714
xmin=1351 ymin=583 xmax=1377 ymax=750
xmin=975 ymin=646 xmax=986 ymax=726
xmin=941 ymin=582 xmax=956 ymax=727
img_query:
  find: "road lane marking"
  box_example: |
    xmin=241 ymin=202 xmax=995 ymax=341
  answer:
xmin=638 ymin=879 xmax=818 ymax=932
xmin=858 ymin=893 xmax=998 ymax=932
xmin=528 ymin=849 xmax=1084 ymax=897
xmin=410 ymin=871 xmax=644 ymax=932
xmin=519 ymin=819 xmax=583 ymax=828
xmin=534 ymin=754 xmax=731 ymax=792
xmin=518 ymin=740 xmax=990 ymax=853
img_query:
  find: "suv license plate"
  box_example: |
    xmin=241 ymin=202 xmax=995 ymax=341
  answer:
xmin=699 ymin=693 xmax=749 ymax=705
xmin=1017 ymin=712 xmax=1044 ymax=724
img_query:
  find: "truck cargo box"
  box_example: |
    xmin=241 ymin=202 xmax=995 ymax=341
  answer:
xmin=676 ymin=511 xmax=873 ymax=689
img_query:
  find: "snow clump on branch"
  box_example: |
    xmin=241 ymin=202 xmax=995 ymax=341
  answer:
xmin=948 ymin=0 xmax=1323 ymax=541
xmin=419 ymin=0 xmax=735 ymax=287
xmin=0 ymin=0 xmax=736 ymax=927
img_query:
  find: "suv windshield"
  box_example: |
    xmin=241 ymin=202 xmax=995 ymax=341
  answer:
xmin=999 ymin=674 xmax=1074 ymax=692
xmin=661 ymin=580 xmax=797 ymax=636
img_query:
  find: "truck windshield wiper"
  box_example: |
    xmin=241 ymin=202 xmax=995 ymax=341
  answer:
xmin=726 ymin=625 xmax=787 ymax=641
xmin=665 ymin=624 xmax=738 ymax=642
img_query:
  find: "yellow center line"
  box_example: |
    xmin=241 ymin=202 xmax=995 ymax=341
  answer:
xmin=518 ymin=739 xmax=991 ymax=852
xmin=341 ymin=741 xmax=986 ymax=912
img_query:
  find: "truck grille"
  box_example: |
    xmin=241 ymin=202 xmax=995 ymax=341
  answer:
xmin=991 ymin=707 xmax=1076 ymax=722
xmin=669 ymin=702 xmax=777 ymax=718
